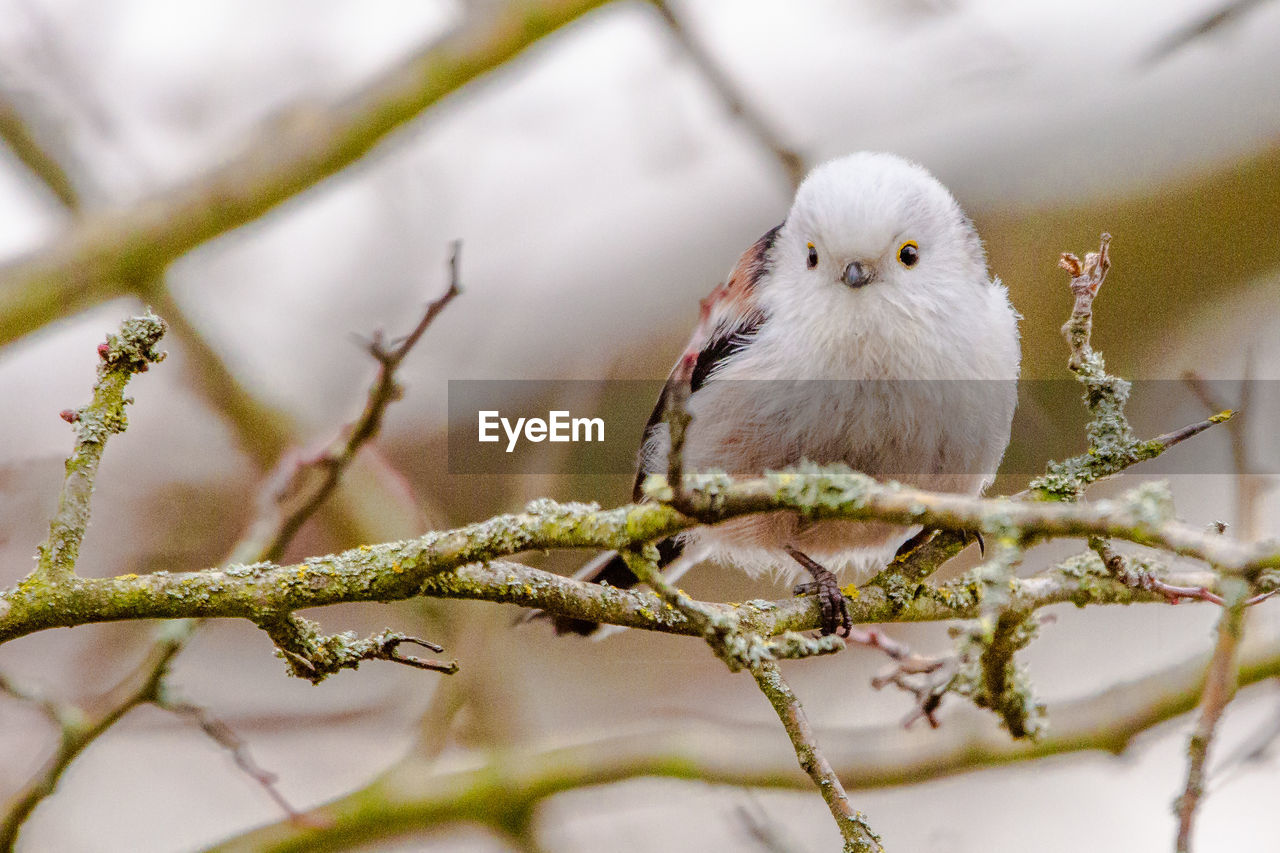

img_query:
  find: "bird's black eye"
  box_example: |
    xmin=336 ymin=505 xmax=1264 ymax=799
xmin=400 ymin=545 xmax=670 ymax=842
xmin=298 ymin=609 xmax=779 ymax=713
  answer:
xmin=806 ymin=242 xmax=818 ymax=269
xmin=897 ymin=240 xmax=919 ymax=268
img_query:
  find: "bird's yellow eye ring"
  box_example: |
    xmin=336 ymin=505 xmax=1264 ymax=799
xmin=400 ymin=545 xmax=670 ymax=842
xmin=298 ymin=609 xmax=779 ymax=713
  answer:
xmin=806 ymin=242 xmax=818 ymax=269
xmin=897 ymin=240 xmax=920 ymax=268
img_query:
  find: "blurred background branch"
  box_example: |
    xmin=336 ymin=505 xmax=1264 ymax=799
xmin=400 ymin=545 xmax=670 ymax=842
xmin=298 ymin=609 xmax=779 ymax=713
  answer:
xmin=208 ymin=626 xmax=1280 ymax=853
xmin=0 ymin=0 xmax=612 ymax=347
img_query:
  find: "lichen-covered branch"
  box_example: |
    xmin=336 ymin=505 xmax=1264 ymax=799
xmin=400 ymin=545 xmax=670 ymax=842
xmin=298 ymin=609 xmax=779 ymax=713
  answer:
xmin=619 ymin=547 xmax=843 ymax=671
xmin=258 ymin=613 xmax=458 ymax=684
xmin=957 ymin=609 xmax=1046 ymax=739
xmin=750 ymin=662 xmax=883 ymax=853
xmin=0 ymin=0 xmax=615 ymax=346
xmin=7 ymin=468 xmax=1278 ymax=645
xmin=1028 ymin=234 xmax=1232 ymax=500
xmin=31 ymin=312 xmax=167 ymax=583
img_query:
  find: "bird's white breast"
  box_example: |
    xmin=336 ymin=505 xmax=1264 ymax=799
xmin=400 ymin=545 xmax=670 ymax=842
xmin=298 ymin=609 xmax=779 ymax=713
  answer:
xmin=664 ymin=279 xmax=1019 ymax=582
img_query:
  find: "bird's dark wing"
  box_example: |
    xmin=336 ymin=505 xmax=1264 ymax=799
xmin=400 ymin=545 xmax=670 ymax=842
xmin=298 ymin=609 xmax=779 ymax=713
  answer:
xmin=550 ymin=223 xmax=782 ymax=636
xmin=629 ymin=222 xmax=780 ymax=501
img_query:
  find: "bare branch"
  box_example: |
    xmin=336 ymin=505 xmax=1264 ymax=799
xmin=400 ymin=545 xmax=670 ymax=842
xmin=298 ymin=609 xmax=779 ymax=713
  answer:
xmin=0 ymin=88 xmax=80 ymax=210
xmin=160 ymin=699 xmax=317 ymax=829
xmin=1175 ymin=580 xmax=1249 ymax=851
xmin=733 ymin=794 xmax=803 ymax=853
xmin=0 ymin=632 xmax=183 ymax=849
xmin=240 ymin=242 xmax=461 ymax=562
xmin=750 ymin=661 xmax=883 ymax=852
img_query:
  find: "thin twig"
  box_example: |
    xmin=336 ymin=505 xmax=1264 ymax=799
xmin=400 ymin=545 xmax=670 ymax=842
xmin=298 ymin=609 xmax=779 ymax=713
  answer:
xmin=245 ymin=242 xmax=461 ymax=562
xmin=1148 ymin=409 xmax=1236 ymax=453
xmin=732 ymin=793 xmax=802 ymax=853
xmin=1141 ymin=0 xmax=1272 ymax=66
xmin=1090 ymin=539 xmax=1226 ymax=606
xmin=0 ymin=633 xmax=183 ymax=850
xmin=161 ymin=699 xmax=317 ymax=827
xmin=1184 ymin=361 xmax=1275 ymax=544
xmin=750 ymin=661 xmax=883 ymax=852
xmin=1175 ymin=580 xmax=1249 ymax=851
xmin=30 ymin=313 xmax=166 ymax=582
xmin=650 ymin=0 xmax=807 ymax=189
xmin=0 ymin=88 xmax=80 ymax=210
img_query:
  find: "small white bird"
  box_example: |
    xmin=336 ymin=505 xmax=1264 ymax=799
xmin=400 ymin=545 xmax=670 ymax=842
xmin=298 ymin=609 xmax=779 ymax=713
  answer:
xmin=553 ymin=152 xmax=1020 ymax=636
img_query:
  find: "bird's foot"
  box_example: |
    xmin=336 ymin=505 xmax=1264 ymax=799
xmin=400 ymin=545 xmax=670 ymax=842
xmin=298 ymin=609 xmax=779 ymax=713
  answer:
xmin=785 ymin=546 xmax=851 ymax=637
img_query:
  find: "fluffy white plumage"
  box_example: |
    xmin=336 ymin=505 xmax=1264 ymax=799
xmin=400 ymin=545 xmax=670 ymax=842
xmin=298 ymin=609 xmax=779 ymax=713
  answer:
xmin=642 ymin=152 xmax=1020 ymax=583
xmin=554 ymin=152 xmax=1019 ymax=636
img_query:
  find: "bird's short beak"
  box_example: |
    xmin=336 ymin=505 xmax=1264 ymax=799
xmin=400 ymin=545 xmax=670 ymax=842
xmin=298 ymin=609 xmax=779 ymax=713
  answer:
xmin=842 ymin=261 xmax=872 ymax=289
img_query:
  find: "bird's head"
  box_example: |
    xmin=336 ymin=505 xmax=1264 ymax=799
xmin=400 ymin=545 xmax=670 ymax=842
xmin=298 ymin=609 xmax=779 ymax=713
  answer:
xmin=762 ymin=152 xmax=988 ymax=320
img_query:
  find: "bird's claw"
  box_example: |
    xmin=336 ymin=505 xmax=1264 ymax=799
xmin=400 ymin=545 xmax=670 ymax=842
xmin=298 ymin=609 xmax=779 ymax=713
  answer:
xmin=786 ymin=547 xmax=851 ymax=637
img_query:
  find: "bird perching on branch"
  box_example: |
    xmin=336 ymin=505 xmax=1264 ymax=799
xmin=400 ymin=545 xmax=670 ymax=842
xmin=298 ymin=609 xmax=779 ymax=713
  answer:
xmin=553 ymin=152 xmax=1021 ymax=637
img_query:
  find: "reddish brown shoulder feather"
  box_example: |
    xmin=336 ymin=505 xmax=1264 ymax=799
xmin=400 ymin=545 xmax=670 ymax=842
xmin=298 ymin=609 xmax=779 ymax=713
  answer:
xmin=677 ymin=222 xmax=779 ymax=367
xmin=629 ymin=224 xmax=780 ymax=500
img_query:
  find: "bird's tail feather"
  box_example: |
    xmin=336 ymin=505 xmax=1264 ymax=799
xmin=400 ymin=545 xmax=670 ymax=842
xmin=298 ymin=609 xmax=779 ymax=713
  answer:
xmin=545 ymin=536 xmax=684 ymax=636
